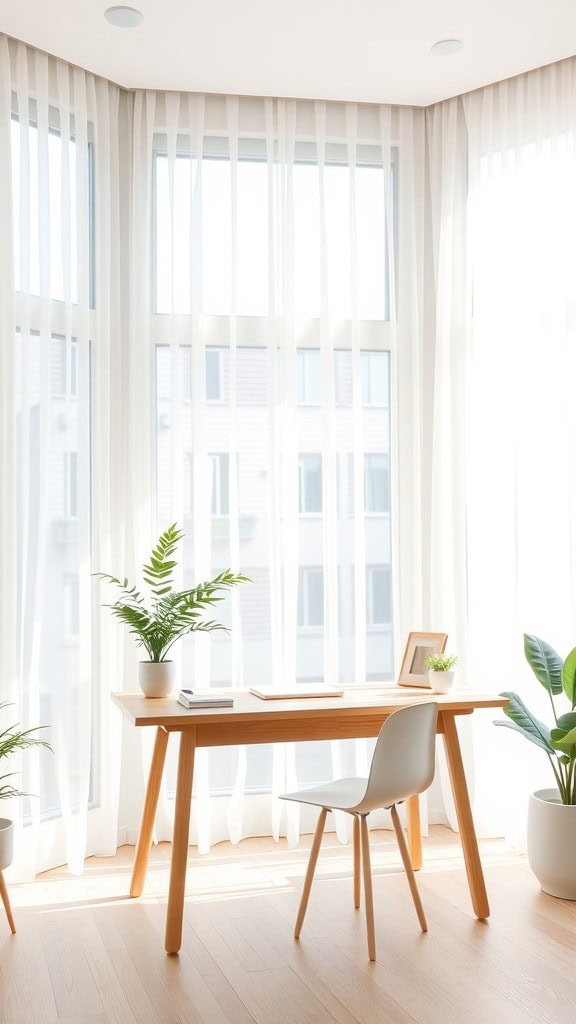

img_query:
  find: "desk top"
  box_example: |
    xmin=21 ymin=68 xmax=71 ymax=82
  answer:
xmin=112 ymin=686 xmax=507 ymax=729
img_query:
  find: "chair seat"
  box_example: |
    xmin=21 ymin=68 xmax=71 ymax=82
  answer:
xmin=281 ymin=777 xmax=368 ymax=812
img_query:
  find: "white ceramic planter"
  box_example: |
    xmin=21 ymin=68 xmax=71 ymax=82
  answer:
xmin=527 ymin=788 xmax=576 ymax=899
xmin=0 ymin=818 xmax=14 ymax=871
xmin=428 ymin=670 xmax=455 ymax=694
xmin=138 ymin=660 xmax=175 ymax=698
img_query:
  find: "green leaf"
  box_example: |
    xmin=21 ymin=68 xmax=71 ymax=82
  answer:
xmin=553 ymin=725 xmax=576 ymax=746
xmin=562 ymin=647 xmax=576 ymax=706
xmin=556 ymin=712 xmax=576 ymax=731
xmin=550 ymin=726 xmax=576 ymax=755
xmin=496 ymin=690 xmax=555 ymax=753
xmin=523 ymin=634 xmax=563 ymax=695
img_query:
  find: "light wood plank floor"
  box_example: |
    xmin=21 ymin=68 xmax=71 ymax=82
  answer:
xmin=1 ymin=826 xmax=575 ymax=1024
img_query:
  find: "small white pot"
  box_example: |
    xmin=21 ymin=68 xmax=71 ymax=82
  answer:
xmin=428 ymin=670 xmax=455 ymax=694
xmin=0 ymin=818 xmax=14 ymax=871
xmin=527 ymin=788 xmax=576 ymax=899
xmin=138 ymin=660 xmax=175 ymax=698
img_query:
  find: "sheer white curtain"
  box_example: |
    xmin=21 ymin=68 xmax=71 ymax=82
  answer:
xmin=427 ymin=59 xmax=576 ymax=843
xmin=125 ymin=93 xmax=426 ymax=851
xmin=0 ymin=36 xmax=125 ymax=877
xmin=0 ymin=33 xmax=427 ymax=872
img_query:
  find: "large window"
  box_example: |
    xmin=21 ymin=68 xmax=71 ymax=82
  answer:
xmin=153 ymin=134 xmax=395 ymax=793
xmin=11 ymin=100 xmax=93 ymax=818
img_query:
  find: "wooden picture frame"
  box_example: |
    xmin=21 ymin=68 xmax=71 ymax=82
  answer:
xmin=398 ymin=631 xmax=448 ymax=687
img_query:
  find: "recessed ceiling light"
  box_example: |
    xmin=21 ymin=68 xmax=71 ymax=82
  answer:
xmin=431 ymin=39 xmax=464 ymax=57
xmin=104 ymin=6 xmax=144 ymax=28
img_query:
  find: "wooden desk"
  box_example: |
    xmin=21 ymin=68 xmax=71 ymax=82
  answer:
xmin=112 ymin=687 xmax=507 ymax=954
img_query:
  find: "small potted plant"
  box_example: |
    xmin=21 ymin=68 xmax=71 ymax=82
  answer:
xmin=0 ymin=704 xmax=51 ymax=933
xmin=96 ymin=523 xmax=250 ymax=697
xmin=424 ymin=652 xmax=458 ymax=693
xmin=494 ymin=634 xmax=576 ymax=898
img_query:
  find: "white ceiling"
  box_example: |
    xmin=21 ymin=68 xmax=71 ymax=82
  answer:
xmin=1 ymin=0 xmax=576 ymax=107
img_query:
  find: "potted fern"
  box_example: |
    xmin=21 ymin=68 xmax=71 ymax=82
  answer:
xmin=1 ymin=705 xmax=51 ymax=933
xmin=494 ymin=634 xmax=576 ymax=898
xmin=96 ymin=523 xmax=249 ymax=697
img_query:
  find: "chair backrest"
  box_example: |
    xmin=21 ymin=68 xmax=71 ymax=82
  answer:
xmin=355 ymin=702 xmax=438 ymax=814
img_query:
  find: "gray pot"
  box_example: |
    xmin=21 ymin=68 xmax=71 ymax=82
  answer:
xmin=0 ymin=818 xmax=14 ymax=871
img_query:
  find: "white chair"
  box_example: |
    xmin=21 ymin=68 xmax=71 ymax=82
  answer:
xmin=280 ymin=701 xmax=438 ymax=961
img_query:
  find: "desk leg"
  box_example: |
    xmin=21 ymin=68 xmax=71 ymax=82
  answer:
xmin=130 ymin=726 xmax=169 ymax=898
xmin=165 ymin=727 xmax=196 ymax=954
xmin=441 ymin=712 xmax=490 ymax=920
xmin=406 ymin=795 xmax=423 ymax=871
xmin=0 ymin=871 xmax=16 ymax=934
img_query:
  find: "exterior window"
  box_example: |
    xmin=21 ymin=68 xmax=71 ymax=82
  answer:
xmin=298 ymin=568 xmax=324 ymax=629
xmin=361 ymin=351 xmax=389 ymax=407
xmin=64 ymin=451 xmax=78 ymax=518
xmin=51 ymin=337 xmax=78 ymax=398
xmin=299 ymin=454 xmax=322 ymax=514
xmin=367 ymin=566 xmax=392 ymax=627
xmin=364 ymin=454 xmax=390 ymax=514
xmin=63 ymin=575 xmax=80 ymax=642
xmin=211 ymin=453 xmax=230 ymax=515
xmin=206 ymin=348 xmax=223 ymax=401
xmin=297 ymin=350 xmax=321 ymax=404
xmin=69 ymin=342 xmax=78 ymax=397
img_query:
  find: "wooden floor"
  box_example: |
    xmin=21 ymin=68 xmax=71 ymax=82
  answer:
xmin=1 ymin=826 xmax=575 ymax=1024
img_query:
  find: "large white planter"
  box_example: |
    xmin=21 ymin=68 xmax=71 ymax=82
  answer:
xmin=138 ymin=660 xmax=175 ymax=698
xmin=428 ymin=670 xmax=455 ymax=694
xmin=0 ymin=818 xmax=14 ymax=871
xmin=527 ymin=788 xmax=576 ymax=899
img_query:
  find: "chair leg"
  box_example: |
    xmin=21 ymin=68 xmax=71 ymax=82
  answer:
xmin=359 ymin=815 xmax=376 ymax=961
xmin=0 ymin=871 xmax=16 ymax=934
xmin=353 ymin=814 xmax=361 ymax=909
xmin=391 ymin=804 xmax=427 ymax=932
xmin=294 ymin=807 xmax=327 ymax=939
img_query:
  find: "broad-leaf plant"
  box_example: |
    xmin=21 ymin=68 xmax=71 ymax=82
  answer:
xmin=494 ymin=634 xmax=576 ymax=805
xmin=96 ymin=523 xmax=250 ymax=663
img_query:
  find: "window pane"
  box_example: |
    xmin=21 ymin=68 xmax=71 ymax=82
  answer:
xmin=154 ymin=145 xmax=393 ymax=320
xmin=368 ymin=567 xmax=391 ymax=626
xmin=16 ymin=332 xmax=91 ymax=816
xmin=297 ymin=350 xmax=321 ymax=404
xmin=365 ymin=453 xmax=390 ymax=514
xmin=155 ymin=153 xmax=269 ymax=316
xmin=299 ymin=454 xmax=323 ymax=513
xmin=298 ymin=568 xmax=324 ymax=628
xmin=206 ymin=349 xmax=222 ymax=401
xmin=361 ymin=351 xmax=389 ymax=406
xmin=11 ymin=113 xmax=90 ymax=304
xmin=211 ymin=453 xmax=230 ymax=515
xmin=155 ymin=154 xmax=193 ymax=314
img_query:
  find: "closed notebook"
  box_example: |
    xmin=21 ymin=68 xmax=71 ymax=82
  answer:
xmin=249 ymin=686 xmax=344 ymax=700
xmin=177 ymin=691 xmax=233 ymax=709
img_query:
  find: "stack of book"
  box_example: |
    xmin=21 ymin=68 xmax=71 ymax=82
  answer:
xmin=177 ymin=690 xmax=234 ymax=709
